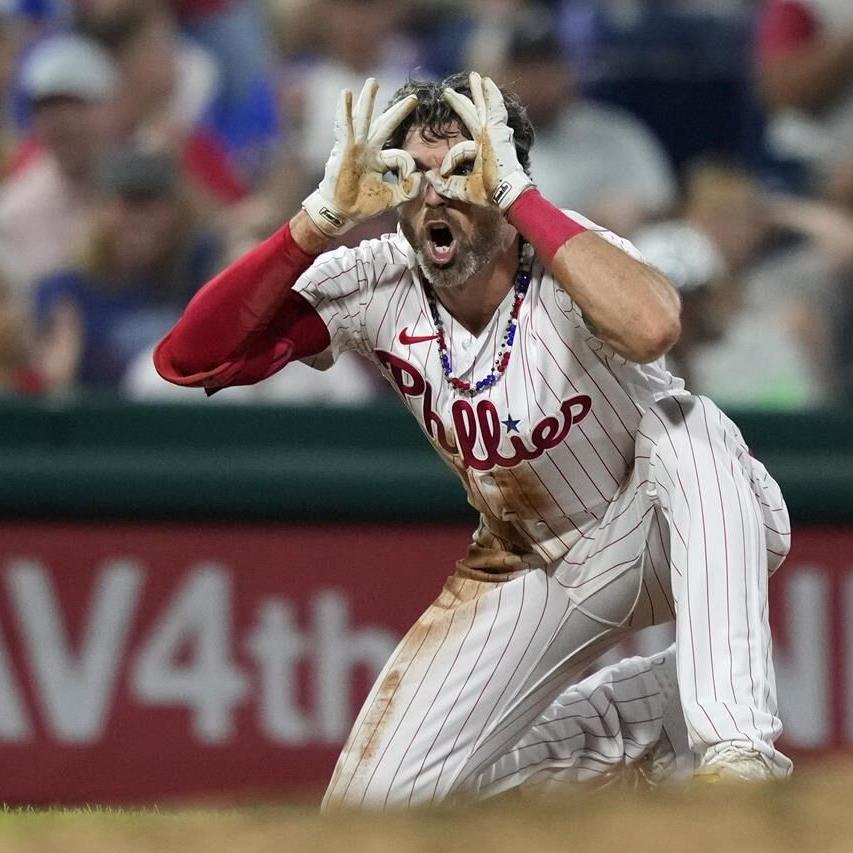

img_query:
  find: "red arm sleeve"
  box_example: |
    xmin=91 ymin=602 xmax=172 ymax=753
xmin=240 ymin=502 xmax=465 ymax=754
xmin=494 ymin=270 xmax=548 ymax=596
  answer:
xmin=154 ymin=222 xmax=331 ymax=390
xmin=757 ymin=0 xmax=818 ymax=66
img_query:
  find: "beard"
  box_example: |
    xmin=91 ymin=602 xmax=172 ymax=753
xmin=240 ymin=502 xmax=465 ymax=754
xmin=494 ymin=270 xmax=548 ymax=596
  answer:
xmin=401 ymin=206 xmax=505 ymax=291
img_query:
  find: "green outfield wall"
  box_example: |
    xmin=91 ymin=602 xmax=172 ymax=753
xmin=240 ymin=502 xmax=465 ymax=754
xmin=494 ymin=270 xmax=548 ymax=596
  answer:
xmin=0 ymin=398 xmax=850 ymax=522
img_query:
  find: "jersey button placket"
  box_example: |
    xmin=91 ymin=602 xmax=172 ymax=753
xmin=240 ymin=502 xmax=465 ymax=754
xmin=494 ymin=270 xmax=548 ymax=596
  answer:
xmin=456 ymin=343 xmax=476 ymax=377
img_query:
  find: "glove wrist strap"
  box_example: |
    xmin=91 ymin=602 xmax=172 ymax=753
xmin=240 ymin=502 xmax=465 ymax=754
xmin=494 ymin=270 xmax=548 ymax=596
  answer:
xmin=492 ymin=170 xmax=535 ymax=212
xmin=302 ymin=190 xmax=355 ymax=237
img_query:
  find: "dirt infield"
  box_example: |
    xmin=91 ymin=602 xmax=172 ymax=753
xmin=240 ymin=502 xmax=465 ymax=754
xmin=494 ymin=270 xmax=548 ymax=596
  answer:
xmin=3 ymin=765 xmax=853 ymax=852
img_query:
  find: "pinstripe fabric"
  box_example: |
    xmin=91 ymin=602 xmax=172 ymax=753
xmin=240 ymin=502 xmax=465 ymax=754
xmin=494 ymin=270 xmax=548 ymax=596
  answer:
xmin=292 ymin=219 xmax=791 ymax=808
xmin=645 ymin=396 xmax=790 ymax=767
xmin=473 ymin=645 xmax=692 ymax=796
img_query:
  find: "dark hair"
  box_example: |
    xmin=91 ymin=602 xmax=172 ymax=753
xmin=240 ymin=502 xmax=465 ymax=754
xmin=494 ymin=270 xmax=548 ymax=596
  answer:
xmin=78 ymin=4 xmax=155 ymax=54
xmin=384 ymin=72 xmax=535 ymax=175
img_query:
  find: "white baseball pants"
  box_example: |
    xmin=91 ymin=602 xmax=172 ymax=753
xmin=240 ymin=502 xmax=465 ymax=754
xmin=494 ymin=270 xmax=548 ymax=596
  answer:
xmin=475 ymin=643 xmax=693 ymax=796
xmin=323 ymin=394 xmax=791 ymax=808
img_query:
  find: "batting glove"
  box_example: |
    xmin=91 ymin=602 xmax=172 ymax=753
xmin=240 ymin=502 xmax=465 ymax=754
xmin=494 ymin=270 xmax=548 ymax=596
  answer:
xmin=431 ymin=72 xmax=534 ymax=213
xmin=302 ymin=78 xmax=422 ymax=237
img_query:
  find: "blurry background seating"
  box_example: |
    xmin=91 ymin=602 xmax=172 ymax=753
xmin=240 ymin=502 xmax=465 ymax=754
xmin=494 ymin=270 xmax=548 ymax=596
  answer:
xmin=0 ymin=32 xmax=115 ymax=294
xmin=635 ymin=158 xmax=853 ymax=409
xmin=496 ymin=11 xmax=678 ymax=235
xmin=123 ymin=345 xmax=381 ymax=403
xmin=755 ymin=0 xmax=853 ymax=200
xmin=554 ymin=0 xmax=762 ymax=171
xmin=32 ymin=146 xmax=220 ymax=393
xmin=78 ymin=0 xmax=249 ymax=207
xmin=0 ymin=0 xmax=846 ymax=409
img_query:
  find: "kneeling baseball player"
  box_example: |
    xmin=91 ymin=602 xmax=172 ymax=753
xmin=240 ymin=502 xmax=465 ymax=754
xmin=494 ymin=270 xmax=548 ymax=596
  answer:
xmin=155 ymin=72 xmax=791 ymax=805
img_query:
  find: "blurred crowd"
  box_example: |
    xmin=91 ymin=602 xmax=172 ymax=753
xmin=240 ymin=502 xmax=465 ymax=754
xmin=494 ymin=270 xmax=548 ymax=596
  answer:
xmin=0 ymin=0 xmax=852 ymax=410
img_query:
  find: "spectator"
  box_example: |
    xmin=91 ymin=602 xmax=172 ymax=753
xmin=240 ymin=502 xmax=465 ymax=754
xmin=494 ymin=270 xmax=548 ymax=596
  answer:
xmin=497 ymin=14 xmax=677 ymax=234
xmin=636 ymin=159 xmax=853 ymax=408
xmin=0 ymin=32 xmax=116 ymax=294
xmin=556 ymin=0 xmax=757 ymax=169
xmin=34 ymin=147 xmax=221 ymax=393
xmin=172 ymin=0 xmax=280 ymax=182
xmin=0 ymin=3 xmax=27 ymax=173
xmin=80 ymin=0 xmax=248 ymax=207
xmin=463 ymin=0 xmax=530 ymax=79
xmin=631 ymin=221 xmax=727 ymax=391
xmin=756 ymin=0 xmax=853 ymax=203
xmin=281 ymin=0 xmax=428 ymax=187
xmin=755 ymin=2 xmax=853 ymax=400
xmin=81 ymin=0 xmax=279 ymax=181
xmin=0 ymin=270 xmax=44 ymax=395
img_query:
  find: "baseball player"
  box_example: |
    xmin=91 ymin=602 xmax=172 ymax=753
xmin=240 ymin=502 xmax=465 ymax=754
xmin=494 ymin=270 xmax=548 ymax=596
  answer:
xmin=154 ymin=73 xmax=791 ymax=805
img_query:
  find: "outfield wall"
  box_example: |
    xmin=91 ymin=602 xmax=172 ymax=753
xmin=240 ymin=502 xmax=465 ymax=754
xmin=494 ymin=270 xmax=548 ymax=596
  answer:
xmin=0 ymin=400 xmax=850 ymax=805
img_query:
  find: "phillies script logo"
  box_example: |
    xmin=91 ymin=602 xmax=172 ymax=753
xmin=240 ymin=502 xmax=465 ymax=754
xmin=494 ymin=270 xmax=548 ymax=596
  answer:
xmin=376 ymin=350 xmax=591 ymax=471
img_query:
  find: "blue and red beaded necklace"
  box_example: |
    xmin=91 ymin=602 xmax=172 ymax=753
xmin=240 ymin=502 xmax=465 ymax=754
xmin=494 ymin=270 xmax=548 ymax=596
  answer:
xmin=424 ymin=240 xmax=533 ymax=398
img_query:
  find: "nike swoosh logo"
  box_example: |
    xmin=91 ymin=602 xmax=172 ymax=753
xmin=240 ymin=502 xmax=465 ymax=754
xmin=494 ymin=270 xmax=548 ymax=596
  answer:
xmin=399 ymin=328 xmax=439 ymax=345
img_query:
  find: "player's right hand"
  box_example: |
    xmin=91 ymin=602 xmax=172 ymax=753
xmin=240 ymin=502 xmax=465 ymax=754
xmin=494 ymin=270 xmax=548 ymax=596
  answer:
xmin=302 ymin=78 xmax=422 ymax=237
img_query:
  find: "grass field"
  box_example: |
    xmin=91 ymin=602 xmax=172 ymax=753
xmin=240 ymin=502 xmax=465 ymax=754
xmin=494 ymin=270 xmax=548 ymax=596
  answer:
xmin=3 ymin=766 xmax=853 ymax=853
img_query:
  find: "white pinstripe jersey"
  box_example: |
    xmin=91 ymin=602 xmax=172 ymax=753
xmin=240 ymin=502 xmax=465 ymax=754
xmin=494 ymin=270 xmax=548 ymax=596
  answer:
xmin=293 ymin=214 xmax=685 ymax=566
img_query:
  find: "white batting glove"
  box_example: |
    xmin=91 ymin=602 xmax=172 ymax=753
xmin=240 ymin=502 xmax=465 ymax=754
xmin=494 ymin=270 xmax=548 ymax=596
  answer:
xmin=431 ymin=72 xmax=534 ymax=213
xmin=302 ymin=78 xmax=422 ymax=237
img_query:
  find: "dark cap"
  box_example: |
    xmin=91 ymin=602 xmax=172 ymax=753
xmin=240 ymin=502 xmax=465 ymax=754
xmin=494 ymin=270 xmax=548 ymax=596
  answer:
xmin=506 ymin=14 xmax=563 ymax=65
xmin=97 ymin=148 xmax=180 ymax=199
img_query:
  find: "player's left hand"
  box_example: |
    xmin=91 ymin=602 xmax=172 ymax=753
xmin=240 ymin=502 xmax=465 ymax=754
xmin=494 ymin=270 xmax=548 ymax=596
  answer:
xmin=431 ymin=72 xmax=534 ymax=213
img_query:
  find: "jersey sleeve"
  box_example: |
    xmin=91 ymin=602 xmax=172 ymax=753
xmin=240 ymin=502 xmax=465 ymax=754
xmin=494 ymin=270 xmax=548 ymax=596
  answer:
xmin=292 ymin=243 xmax=369 ymax=370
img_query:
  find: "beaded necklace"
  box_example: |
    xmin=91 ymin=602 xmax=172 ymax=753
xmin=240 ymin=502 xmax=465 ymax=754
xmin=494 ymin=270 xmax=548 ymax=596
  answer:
xmin=424 ymin=240 xmax=533 ymax=397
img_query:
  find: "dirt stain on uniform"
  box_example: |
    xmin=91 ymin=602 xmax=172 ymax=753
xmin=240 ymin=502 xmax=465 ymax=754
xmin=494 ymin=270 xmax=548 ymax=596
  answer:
xmin=353 ymin=612 xmax=445 ymax=766
xmin=343 ymin=569 xmax=512 ymax=796
xmin=358 ymin=669 xmax=402 ymax=763
xmin=455 ymin=514 xmax=540 ymax=577
xmin=493 ymin=466 xmax=546 ymax=518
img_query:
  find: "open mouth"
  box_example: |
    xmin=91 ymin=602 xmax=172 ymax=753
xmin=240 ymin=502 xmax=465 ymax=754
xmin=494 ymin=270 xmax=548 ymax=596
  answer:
xmin=426 ymin=222 xmax=457 ymax=266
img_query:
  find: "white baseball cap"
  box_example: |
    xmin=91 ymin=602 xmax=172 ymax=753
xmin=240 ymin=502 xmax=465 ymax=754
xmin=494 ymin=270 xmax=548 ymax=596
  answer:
xmin=632 ymin=221 xmax=727 ymax=292
xmin=20 ymin=34 xmax=118 ymax=103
